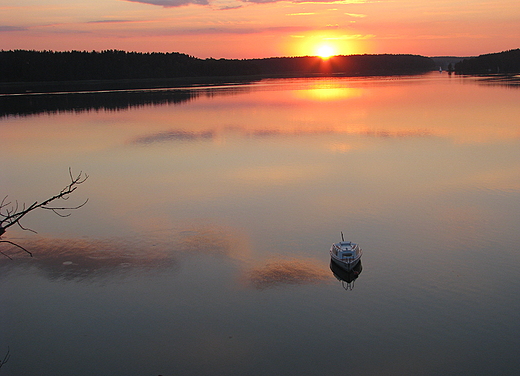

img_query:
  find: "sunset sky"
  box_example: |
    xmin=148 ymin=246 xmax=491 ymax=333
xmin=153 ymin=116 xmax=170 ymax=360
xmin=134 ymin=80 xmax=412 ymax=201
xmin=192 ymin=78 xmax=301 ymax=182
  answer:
xmin=1 ymin=0 xmax=518 ymax=59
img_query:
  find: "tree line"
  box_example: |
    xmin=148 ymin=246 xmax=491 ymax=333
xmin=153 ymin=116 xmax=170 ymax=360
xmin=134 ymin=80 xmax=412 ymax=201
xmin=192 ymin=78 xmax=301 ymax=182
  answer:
xmin=455 ymin=49 xmax=520 ymax=74
xmin=0 ymin=50 xmax=436 ymax=83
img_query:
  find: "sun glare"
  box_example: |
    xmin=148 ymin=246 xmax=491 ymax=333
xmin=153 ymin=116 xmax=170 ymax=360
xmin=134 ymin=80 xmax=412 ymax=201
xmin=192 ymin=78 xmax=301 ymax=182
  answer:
xmin=316 ymin=45 xmax=335 ymax=59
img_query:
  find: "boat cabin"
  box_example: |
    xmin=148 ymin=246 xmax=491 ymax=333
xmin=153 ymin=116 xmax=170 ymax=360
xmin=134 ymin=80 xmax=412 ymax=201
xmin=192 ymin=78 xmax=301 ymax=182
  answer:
xmin=332 ymin=242 xmax=359 ymax=260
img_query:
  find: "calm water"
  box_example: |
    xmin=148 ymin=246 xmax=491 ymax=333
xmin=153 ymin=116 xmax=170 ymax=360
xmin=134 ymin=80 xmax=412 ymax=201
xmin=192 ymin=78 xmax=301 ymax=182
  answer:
xmin=1 ymin=73 xmax=520 ymax=375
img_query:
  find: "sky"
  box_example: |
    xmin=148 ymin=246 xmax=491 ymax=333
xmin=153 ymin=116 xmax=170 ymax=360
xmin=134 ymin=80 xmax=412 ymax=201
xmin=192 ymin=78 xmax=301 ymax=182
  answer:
xmin=0 ymin=0 xmax=518 ymax=59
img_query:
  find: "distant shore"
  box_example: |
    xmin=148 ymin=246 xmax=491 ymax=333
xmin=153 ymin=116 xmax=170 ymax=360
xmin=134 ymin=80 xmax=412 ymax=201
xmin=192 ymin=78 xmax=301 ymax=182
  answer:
xmin=0 ymin=76 xmax=262 ymax=95
xmin=1 ymin=49 xmax=518 ymax=95
xmin=0 ymin=72 xmax=424 ymax=95
xmin=0 ymin=50 xmax=438 ymax=95
xmin=2 ymin=72 xmax=520 ymax=96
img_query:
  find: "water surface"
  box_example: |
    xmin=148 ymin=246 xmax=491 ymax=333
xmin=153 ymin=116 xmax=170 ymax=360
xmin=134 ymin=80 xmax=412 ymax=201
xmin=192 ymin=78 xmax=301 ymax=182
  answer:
xmin=1 ymin=73 xmax=520 ymax=375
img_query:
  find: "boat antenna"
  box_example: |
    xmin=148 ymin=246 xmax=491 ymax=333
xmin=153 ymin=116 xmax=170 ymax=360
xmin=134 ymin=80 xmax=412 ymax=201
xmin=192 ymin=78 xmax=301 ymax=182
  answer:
xmin=341 ymin=232 xmax=344 ymax=242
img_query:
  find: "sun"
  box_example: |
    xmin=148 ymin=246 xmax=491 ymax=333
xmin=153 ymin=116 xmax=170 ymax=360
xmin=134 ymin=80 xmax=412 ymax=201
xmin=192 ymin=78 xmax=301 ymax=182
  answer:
xmin=316 ymin=44 xmax=335 ymax=59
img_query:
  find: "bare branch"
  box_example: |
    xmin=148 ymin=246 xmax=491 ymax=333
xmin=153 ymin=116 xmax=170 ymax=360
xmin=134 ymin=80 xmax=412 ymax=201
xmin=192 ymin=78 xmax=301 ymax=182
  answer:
xmin=0 ymin=170 xmax=88 ymax=233
xmin=15 ymin=221 xmax=37 ymax=234
xmin=0 ymin=169 xmax=88 ymax=258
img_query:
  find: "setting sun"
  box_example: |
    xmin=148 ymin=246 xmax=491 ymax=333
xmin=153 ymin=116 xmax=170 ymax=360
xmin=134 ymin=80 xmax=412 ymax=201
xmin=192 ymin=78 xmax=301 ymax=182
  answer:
xmin=316 ymin=45 xmax=335 ymax=59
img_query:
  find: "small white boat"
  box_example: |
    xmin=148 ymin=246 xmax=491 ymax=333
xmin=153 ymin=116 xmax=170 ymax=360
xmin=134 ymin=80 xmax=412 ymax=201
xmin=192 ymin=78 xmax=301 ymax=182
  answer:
xmin=330 ymin=233 xmax=362 ymax=271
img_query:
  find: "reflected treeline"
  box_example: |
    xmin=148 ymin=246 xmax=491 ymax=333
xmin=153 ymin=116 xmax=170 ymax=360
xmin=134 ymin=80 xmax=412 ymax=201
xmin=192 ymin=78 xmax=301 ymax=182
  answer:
xmin=473 ymin=75 xmax=520 ymax=88
xmin=243 ymin=258 xmax=330 ymax=290
xmin=0 ymin=85 xmax=252 ymax=118
xmin=330 ymin=259 xmax=363 ymax=291
xmin=0 ymin=89 xmax=197 ymax=118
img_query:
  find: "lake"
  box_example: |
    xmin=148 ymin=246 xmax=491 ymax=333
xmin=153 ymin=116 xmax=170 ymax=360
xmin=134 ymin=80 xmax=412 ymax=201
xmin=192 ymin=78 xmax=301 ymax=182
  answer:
xmin=1 ymin=72 xmax=520 ymax=375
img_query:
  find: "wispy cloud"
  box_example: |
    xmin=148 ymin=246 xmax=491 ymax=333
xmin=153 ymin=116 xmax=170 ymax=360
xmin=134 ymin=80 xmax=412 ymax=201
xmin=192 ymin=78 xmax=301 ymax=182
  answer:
xmin=136 ymin=25 xmax=315 ymax=36
xmin=217 ymin=5 xmax=243 ymax=10
xmin=123 ymin=0 xmax=209 ymax=7
xmin=291 ymin=0 xmax=367 ymax=3
xmin=345 ymin=12 xmax=366 ymax=18
xmin=122 ymin=0 xmax=366 ymax=7
xmin=287 ymin=12 xmax=316 ymax=16
xmin=241 ymin=0 xmax=365 ymax=3
xmin=0 ymin=25 xmax=27 ymax=32
xmin=87 ymin=19 xmax=134 ymax=24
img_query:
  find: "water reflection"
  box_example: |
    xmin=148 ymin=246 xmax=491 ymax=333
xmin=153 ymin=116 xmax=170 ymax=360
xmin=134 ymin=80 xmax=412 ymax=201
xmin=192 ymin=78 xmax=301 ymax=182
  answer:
xmin=0 ymin=237 xmax=179 ymax=281
xmin=132 ymin=130 xmax=215 ymax=144
xmin=330 ymin=259 xmax=363 ymax=291
xmin=0 ymin=85 xmax=252 ymax=118
xmin=0 ymin=226 xmax=249 ymax=281
xmin=1 ymin=74 xmax=520 ymax=376
xmin=243 ymin=258 xmax=330 ymax=289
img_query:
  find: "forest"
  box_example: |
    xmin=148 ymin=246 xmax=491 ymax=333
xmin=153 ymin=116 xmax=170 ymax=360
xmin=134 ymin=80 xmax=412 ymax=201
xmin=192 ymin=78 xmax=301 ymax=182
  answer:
xmin=455 ymin=49 xmax=520 ymax=73
xmin=0 ymin=50 xmax=435 ymax=85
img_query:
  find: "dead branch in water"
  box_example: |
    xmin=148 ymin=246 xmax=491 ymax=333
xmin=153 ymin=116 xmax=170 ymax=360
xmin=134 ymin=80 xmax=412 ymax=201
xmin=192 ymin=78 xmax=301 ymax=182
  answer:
xmin=0 ymin=168 xmax=88 ymax=258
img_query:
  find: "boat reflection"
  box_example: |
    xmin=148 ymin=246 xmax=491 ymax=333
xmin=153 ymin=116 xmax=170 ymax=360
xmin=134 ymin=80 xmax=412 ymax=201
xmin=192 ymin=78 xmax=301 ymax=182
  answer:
xmin=330 ymin=258 xmax=363 ymax=291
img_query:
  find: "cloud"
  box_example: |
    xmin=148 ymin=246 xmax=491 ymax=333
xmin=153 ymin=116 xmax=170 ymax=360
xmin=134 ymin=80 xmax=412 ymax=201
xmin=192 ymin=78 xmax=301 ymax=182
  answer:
xmin=123 ymin=0 xmax=209 ymax=7
xmin=87 ymin=19 xmax=133 ymax=24
xmin=140 ymin=25 xmax=313 ymax=36
xmin=345 ymin=12 xmax=367 ymax=18
xmin=123 ymin=0 xmax=365 ymax=7
xmin=0 ymin=26 xmax=27 ymax=32
xmin=217 ymin=5 xmax=243 ymax=10
xmin=287 ymin=12 xmax=316 ymax=16
xmin=242 ymin=0 xmax=365 ymax=3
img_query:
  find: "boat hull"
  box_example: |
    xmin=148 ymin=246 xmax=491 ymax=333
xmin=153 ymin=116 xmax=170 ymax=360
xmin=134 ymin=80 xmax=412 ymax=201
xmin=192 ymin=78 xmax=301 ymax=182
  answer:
xmin=330 ymin=253 xmax=361 ymax=271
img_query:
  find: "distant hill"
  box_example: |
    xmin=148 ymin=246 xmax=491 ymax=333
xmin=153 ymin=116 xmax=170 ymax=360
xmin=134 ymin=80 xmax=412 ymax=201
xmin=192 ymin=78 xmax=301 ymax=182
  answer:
xmin=0 ymin=50 xmax=435 ymax=87
xmin=455 ymin=49 xmax=520 ymax=74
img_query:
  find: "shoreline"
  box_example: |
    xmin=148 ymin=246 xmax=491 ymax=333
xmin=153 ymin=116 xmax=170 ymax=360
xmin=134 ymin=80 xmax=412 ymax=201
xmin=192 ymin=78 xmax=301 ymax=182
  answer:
xmin=0 ymin=76 xmax=265 ymax=95
xmin=0 ymin=71 xmax=436 ymax=95
xmin=1 ymin=72 xmax=518 ymax=96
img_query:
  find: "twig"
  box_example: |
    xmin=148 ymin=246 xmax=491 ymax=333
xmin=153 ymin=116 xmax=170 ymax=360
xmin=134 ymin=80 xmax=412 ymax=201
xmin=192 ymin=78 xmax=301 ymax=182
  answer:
xmin=0 ymin=169 xmax=88 ymax=258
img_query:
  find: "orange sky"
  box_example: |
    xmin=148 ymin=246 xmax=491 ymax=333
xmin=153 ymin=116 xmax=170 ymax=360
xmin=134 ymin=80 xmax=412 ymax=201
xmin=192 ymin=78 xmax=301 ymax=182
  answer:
xmin=0 ymin=0 xmax=518 ymax=58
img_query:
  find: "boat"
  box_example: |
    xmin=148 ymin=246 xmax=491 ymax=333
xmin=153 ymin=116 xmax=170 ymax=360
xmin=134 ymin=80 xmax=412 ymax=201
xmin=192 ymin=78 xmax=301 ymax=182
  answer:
xmin=330 ymin=232 xmax=362 ymax=271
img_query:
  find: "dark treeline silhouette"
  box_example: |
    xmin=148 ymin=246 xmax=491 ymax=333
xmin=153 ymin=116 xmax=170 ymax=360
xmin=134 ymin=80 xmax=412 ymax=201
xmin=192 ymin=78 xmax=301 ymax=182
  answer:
xmin=0 ymin=50 xmax=206 ymax=82
xmin=0 ymin=50 xmax=435 ymax=87
xmin=455 ymin=49 xmax=520 ymax=74
xmin=250 ymin=54 xmax=435 ymax=76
